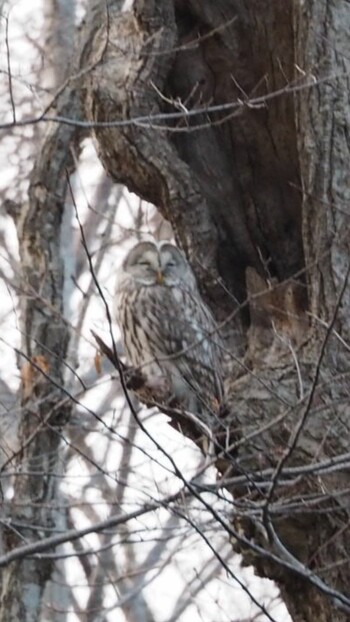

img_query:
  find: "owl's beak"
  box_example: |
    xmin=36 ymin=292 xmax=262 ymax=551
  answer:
xmin=156 ymin=270 xmax=164 ymax=285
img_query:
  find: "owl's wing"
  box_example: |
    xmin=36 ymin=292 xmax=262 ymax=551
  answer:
xmin=150 ymin=286 xmax=224 ymax=405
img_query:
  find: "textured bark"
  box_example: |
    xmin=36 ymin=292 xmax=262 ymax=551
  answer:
xmin=83 ymin=1 xmax=350 ymax=621
xmin=0 ymin=0 xmax=87 ymax=614
xmin=294 ymin=0 xmax=350 ymax=332
xmin=0 ymin=88 xmax=81 ymax=622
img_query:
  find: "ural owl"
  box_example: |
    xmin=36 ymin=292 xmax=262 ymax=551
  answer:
xmin=115 ymin=241 xmax=223 ymax=418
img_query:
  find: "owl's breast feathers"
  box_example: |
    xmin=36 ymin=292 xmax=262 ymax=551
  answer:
xmin=147 ymin=284 xmax=224 ymax=403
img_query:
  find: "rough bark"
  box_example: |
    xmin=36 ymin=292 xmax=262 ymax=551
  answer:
xmin=83 ymin=1 xmax=350 ymax=621
xmin=294 ymin=0 xmax=350 ymax=333
xmin=0 ymin=87 xmax=81 ymax=622
xmin=0 ymin=0 xmax=90 ymax=614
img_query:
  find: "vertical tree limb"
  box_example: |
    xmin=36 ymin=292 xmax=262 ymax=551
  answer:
xmin=0 ymin=86 xmax=82 ymax=622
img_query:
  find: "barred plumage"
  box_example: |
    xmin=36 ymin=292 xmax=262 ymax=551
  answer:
xmin=115 ymin=241 xmax=223 ymax=416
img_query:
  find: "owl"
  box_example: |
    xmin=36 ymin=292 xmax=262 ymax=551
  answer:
xmin=115 ymin=240 xmax=223 ymax=418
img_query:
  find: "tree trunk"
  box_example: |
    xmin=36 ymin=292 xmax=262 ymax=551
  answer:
xmin=0 ymin=1 xmax=84 ymax=616
xmin=0 ymin=87 xmax=81 ymax=622
xmin=82 ymin=1 xmax=350 ymax=621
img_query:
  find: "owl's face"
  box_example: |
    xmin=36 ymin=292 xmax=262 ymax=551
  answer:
xmin=122 ymin=241 xmax=195 ymax=288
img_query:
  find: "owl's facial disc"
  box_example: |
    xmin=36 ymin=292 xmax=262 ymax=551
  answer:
xmin=124 ymin=243 xmax=161 ymax=285
xmin=124 ymin=241 xmax=186 ymax=287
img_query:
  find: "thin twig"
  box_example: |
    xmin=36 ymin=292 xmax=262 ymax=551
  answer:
xmin=0 ymin=70 xmax=348 ymax=132
xmin=4 ymin=14 xmax=16 ymax=122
